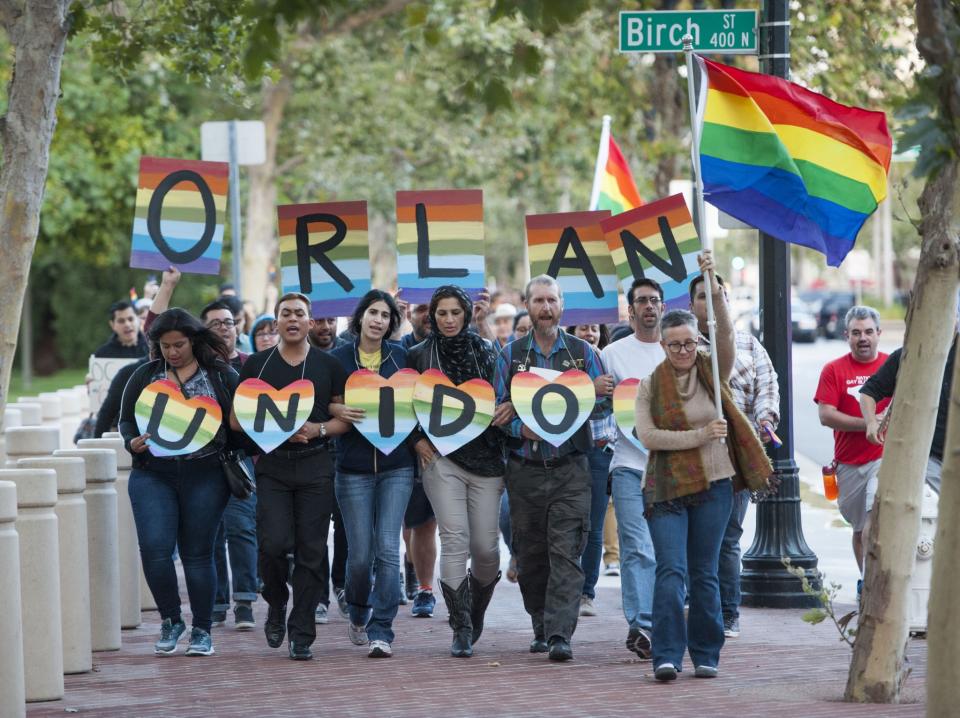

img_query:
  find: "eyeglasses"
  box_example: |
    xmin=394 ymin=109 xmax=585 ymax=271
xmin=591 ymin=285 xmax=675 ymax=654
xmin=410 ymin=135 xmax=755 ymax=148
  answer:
xmin=206 ymin=319 xmax=236 ymax=329
xmin=665 ymin=340 xmax=698 ymax=354
xmin=634 ymin=296 xmax=661 ymax=306
xmin=255 ymin=330 xmax=279 ymax=338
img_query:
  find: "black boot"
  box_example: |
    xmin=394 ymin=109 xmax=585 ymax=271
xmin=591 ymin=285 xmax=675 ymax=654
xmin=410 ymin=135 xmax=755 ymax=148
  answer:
xmin=440 ymin=578 xmax=473 ymax=658
xmin=468 ymin=570 xmax=500 ymax=645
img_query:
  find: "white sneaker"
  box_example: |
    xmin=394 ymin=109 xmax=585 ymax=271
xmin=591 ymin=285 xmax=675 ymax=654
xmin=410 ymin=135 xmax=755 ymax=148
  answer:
xmin=314 ymin=604 xmax=329 ymax=625
xmin=695 ymin=665 xmax=718 ymax=678
xmin=579 ymin=595 xmax=597 ymax=617
xmin=347 ymin=622 xmax=368 ymax=646
xmin=654 ymin=664 xmax=678 ymax=681
xmin=368 ymin=639 xmax=392 ymax=657
xmin=604 ymin=562 xmax=620 ymax=576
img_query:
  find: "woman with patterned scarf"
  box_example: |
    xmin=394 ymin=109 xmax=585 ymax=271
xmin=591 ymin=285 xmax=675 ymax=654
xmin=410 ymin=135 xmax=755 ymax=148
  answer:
xmin=407 ymin=285 xmax=514 ymax=658
xmin=635 ymin=250 xmax=772 ymax=682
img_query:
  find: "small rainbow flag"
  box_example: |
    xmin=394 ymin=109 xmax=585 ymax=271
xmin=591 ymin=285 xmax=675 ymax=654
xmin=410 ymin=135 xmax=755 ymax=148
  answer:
xmin=130 ymin=156 xmax=229 ymax=275
xmin=591 ymin=126 xmax=643 ymax=215
xmin=278 ymin=201 xmax=372 ymax=318
xmin=695 ymin=57 xmax=892 ymax=267
xmin=396 ymin=189 xmax=485 ymax=304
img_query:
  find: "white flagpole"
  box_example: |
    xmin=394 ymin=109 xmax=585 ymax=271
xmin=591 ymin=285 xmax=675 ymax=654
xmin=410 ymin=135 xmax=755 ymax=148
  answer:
xmin=589 ymin=115 xmax=612 ymax=211
xmin=683 ymin=37 xmax=723 ymax=421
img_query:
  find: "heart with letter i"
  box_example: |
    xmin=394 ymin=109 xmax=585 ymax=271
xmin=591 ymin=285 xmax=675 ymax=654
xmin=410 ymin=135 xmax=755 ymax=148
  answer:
xmin=612 ymin=378 xmax=644 ymax=450
xmin=233 ymin=378 xmax=316 ymax=454
xmin=511 ymin=370 xmax=596 ymax=448
xmin=134 ymin=379 xmax=223 ymax=457
xmin=344 ymin=368 xmax=419 ymax=455
xmin=412 ymin=369 xmax=495 ymax=456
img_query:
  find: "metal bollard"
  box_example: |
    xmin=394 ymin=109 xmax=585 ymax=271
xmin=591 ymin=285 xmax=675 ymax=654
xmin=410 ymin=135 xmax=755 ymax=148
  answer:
xmin=77 ymin=437 xmax=141 ymax=629
xmin=4 ymin=426 xmax=60 ymax=467
xmin=53 ymin=448 xmax=121 ymax=651
xmin=17 ymin=457 xmax=92 ymax=674
xmin=0 ymin=469 xmax=64 ymax=702
xmin=0 ymin=481 xmax=26 ymax=717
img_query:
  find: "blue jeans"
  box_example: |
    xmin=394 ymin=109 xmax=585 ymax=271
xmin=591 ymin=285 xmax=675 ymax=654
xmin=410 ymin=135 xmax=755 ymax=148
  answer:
xmin=580 ymin=446 xmax=612 ymax=599
xmin=646 ymin=479 xmax=733 ymax=671
xmin=336 ymin=467 xmax=414 ymax=644
xmin=214 ymin=489 xmax=259 ymax=611
xmin=718 ymin=489 xmax=749 ymax=621
xmin=499 ymin=491 xmax=512 ymax=555
xmin=129 ymin=456 xmax=230 ymax=632
xmin=611 ymin=467 xmax=655 ymax=630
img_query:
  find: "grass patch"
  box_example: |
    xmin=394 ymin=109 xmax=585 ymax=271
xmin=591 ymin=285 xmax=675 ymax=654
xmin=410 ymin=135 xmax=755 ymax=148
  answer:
xmin=7 ymin=367 xmax=88 ymax=402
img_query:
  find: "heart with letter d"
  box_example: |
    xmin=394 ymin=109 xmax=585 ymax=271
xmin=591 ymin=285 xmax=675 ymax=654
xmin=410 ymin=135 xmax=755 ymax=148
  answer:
xmin=344 ymin=368 xmax=419 ymax=455
xmin=134 ymin=379 xmax=223 ymax=457
xmin=412 ymin=369 xmax=495 ymax=456
xmin=233 ymin=378 xmax=315 ymax=454
xmin=511 ymin=370 xmax=596 ymax=448
xmin=612 ymin=378 xmax=644 ymax=450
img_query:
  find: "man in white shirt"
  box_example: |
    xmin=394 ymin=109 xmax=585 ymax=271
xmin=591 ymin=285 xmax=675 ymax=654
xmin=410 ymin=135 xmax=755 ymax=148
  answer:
xmin=598 ymin=277 xmax=666 ymax=659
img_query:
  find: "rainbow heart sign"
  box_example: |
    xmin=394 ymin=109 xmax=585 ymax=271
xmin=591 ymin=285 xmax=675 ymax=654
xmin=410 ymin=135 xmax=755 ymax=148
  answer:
xmin=511 ymin=370 xmax=596 ymax=448
xmin=612 ymin=378 xmax=644 ymax=451
xmin=344 ymin=369 xmax=419 ymax=455
xmin=232 ymin=378 xmax=315 ymax=454
xmin=134 ymin=379 xmax=222 ymax=457
xmin=412 ymin=369 xmax=495 ymax=456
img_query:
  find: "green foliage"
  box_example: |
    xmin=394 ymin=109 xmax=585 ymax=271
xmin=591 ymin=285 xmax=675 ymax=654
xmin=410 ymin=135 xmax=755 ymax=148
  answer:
xmin=783 ymin=557 xmax=857 ymax=648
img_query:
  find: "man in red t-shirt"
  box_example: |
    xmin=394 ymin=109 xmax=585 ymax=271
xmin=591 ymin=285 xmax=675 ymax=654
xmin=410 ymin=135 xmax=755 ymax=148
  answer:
xmin=815 ymin=306 xmax=889 ymax=576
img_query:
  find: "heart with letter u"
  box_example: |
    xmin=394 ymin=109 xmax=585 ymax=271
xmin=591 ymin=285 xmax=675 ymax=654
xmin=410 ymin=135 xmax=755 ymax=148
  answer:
xmin=511 ymin=370 xmax=596 ymax=448
xmin=612 ymin=378 xmax=644 ymax=450
xmin=344 ymin=368 xmax=419 ymax=455
xmin=134 ymin=379 xmax=223 ymax=457
xmin=233 ymin=378 xmax=316 ymax=454
xmin=412 ymin=369 xmax=495 ymax=456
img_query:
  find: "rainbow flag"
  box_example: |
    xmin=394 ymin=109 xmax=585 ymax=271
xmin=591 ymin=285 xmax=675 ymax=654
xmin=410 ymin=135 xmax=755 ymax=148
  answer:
xmin=695 ymin=57 xmax=892 ymax=267
xmin=592 ymin=133 xmax=643 ymax=215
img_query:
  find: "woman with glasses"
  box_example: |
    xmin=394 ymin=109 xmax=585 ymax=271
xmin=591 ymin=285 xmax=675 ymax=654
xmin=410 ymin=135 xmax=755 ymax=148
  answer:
xmin=250 ymin=314 xmax=280 ymax=352
xmin=634 ymin=250 xmax=770 ymax=682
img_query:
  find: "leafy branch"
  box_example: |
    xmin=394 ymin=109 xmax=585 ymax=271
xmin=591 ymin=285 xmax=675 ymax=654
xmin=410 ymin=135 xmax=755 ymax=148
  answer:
xmin=782 ymin=557 xmax=857 ymax=649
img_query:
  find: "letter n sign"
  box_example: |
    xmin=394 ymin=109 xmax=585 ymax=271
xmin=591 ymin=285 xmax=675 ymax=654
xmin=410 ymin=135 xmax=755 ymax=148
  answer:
xmin=278 ymin=200 xmax=372 ymax=318
xmin=130 ymin=156 xmax=229 ymax=275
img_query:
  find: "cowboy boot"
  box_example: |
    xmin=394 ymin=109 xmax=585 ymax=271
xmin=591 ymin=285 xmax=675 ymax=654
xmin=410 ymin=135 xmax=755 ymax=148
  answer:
xmin=440 ymin=578 xmax=473 ymax=658
xmin=468 ymin=569 xmax=501 ymax=644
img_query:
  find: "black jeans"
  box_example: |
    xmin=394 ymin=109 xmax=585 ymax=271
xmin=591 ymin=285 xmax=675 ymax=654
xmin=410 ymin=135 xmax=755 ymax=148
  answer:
xmin=256 ymin=450 xmax=335 ymax=646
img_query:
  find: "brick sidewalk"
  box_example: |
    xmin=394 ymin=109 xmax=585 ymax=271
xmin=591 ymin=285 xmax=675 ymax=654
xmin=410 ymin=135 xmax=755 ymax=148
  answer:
xmin=27 ymin=582 xmax=926 ymax=718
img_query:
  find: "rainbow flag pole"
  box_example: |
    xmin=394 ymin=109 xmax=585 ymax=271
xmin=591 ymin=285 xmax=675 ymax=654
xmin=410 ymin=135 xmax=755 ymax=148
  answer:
xmin=588 ymin=115 xmax=613 ymax=211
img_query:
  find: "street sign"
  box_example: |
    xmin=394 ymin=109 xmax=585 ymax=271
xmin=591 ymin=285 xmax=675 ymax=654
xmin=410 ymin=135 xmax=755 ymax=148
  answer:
xmin=619 ymin=10 xmax=758 ymax=55
xmin=201 ymin=121 xmax=266 ymax=165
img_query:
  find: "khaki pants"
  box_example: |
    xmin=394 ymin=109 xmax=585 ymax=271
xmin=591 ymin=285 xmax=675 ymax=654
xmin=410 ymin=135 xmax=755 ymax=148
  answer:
xmin=603 ymin=497 xmax=620 ymax=564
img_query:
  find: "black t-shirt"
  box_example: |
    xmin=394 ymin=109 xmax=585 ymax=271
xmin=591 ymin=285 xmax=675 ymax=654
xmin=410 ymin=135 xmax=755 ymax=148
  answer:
xmin=237 ymin=345 xmax=348 ymax=452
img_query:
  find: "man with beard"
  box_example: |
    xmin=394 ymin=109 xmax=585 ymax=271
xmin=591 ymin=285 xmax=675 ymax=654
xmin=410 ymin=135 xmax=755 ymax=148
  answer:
xmin=493 ymin=275 xmax=604 ymax=662
xmin=310 ymin=316 xmax=348 ymax=352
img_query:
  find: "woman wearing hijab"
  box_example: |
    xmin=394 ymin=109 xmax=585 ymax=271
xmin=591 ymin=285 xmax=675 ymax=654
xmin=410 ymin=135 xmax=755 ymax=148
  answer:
xmin=407 ymin=285 xmax=513 ymax=657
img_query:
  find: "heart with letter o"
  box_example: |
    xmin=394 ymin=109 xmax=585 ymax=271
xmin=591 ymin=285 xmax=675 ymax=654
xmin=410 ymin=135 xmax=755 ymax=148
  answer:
xmin=511 ymin=370 xmax=596 ymax=448
xmin=344 ymin=368 xmax=419 ymax=455
xmin=612 ymin=378 xmax=644 ymax=450
xmin=233 ymin=378 xmax=315 ymax=454
xmin=134 ymin=379 xmax=223 ymax=457
xmin=412 ymin=369 xmax=495 ymax=456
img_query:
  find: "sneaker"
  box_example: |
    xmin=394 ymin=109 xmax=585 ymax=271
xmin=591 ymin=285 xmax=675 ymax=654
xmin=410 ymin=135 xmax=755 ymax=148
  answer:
xmin=185 ymin=627 xmax=215 ymax=656
xmin=334 ymin=587 xmax=349 ymax=619
xmin=154 ymin=618 xmax=186 ymax=655
xmin=603 ymin=562 xmax=620 ymax=577
xmin=579 ymin=595 xmax=597 ymax=617
xmin=411 ymin=589 xmax=436 ymax=618
xmin=626 ymin=627 xmax=652 ymax=659
xmin=315 ymin=604 xmax=329 ymax=625
xmin=368 ymin=639 xmax=392 ymax=657
xmin=348 ymin=622 xmax=368 ymax=646
xmin=211 ymin=609 xmax=227 ymax=627
xmin=234 ymin=602 xmax=255 ymax=631
xmin=723 ymin=616 xmax=740 ymax=638
xmin=654 ymin=663 xmax=678 ymax=681
xmin=695 ymin=665 xmax=718 ymax=678
xmin=288 ymin=641 xmax=313 ymax=661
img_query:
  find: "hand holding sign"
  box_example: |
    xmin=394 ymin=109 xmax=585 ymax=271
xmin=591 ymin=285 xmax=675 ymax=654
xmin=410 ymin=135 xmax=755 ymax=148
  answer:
xmin=344 ymin=369 xmax=419 ymax=455
xmin=511 ymin=370 xmax=596 ymax=448
xmin=134 ymin=379 xmax=222 ymax=457
xmin=233 ymin=378 xmax=315 ymax=454
xmin=412 ymin=369 xmax=495 ymax=456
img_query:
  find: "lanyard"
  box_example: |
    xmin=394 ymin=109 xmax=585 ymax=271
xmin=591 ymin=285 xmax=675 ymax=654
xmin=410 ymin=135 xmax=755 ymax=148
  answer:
xmin=258 ymin=345 xmax=308 ymax=382
xmin=517 ymin=331 xmax=576 ymax=373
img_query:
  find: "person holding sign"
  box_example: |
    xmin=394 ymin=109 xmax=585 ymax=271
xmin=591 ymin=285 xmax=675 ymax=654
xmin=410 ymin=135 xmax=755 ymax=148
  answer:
xmin=231 ymin=292 xmax=351 ymax=661
xmin=634 ymin=251 xmax=772 ymax=682
xmin=407 ymin=285 xmax=510 ymax=658
xmin=118 ymin=309 xmax=239 ymax=657
xmin=493 ymin=275 xmax=605 ymax=662
xmin=329 ymin=290 xmax=416 ymax=659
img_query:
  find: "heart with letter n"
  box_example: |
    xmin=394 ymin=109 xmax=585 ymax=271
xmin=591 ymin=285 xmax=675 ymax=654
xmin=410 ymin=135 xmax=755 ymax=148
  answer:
xmin=134 ymin=379 xmax=223 ymax=457
xmin=612 ymin=378 xmax=644 ymax=450
xmin=233 ymin=378 xmax=315 ymax=454
xmin=344 ymin=368 xmax=419 ymax=455
xmin=412 ymin=369 xmax=495 ymax=456
xmin=511 ymin=370 xmax=596 ymax=448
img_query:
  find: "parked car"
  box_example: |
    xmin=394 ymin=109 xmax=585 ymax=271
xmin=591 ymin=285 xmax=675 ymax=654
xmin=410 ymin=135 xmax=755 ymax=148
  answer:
xmin=818 ymin=291 xmax=857 ymax=339
xmin=744 ymin=299 xmax=818 ymax=343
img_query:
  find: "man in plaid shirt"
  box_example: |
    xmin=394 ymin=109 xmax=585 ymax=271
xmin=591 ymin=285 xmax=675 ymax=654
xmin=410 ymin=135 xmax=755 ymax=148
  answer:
xmin=690 ymin=274 xmax=779 ymax=639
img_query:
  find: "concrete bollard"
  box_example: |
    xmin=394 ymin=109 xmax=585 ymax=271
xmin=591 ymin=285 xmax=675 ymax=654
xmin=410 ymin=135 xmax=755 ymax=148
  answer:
xmin=53 ymin=448 xmax=121 ymax=652
xmin=0 ymin=481 xmax=26 ymax=718
xmin=17 ymin=457 xmax=91 ymax=674
xmin=8 ymin=402 xmax=43 ymax=427
xmin=1 ymin=468 xmax=64 ymax=702
xmin=0 ymin=406 xmax=23 ymax=464
xmin=23 ymin=394 xmax=63 ymax=440
xmin=55 ymin=390 xmax=82 ymax=450
xmin=77 ymin=437 xmax=140 ymax=629
xmin=73 ymin=385 xmax=90 ymax=414
xmin=5 ymin=426 xmax=60 ymax=466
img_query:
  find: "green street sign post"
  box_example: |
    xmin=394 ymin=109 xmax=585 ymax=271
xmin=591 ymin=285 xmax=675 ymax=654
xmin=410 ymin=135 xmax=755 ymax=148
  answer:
xmin=619 ymin=9 xmax=758 ymax=54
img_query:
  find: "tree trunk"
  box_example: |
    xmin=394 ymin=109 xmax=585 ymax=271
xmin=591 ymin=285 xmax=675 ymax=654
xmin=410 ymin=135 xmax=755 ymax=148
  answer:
xmin=0 ymin=0 xmax=70 ymax=422
xmin=241 ymin=75 xmax=291 ymax=314
xmin=845 ymin=165 xmax=960 ymax=703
